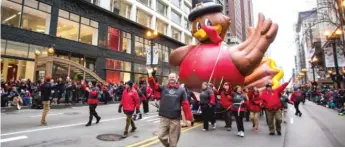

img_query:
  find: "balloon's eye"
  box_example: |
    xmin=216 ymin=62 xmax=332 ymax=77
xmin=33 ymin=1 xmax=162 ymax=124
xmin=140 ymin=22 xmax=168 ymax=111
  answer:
xmin=205 ymin=19 xmax=212 ymax=26
xmin=197 ymin=22 xmax=201 ymax=30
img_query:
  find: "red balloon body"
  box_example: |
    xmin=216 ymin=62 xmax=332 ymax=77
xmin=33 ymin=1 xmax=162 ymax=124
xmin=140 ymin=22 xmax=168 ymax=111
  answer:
xmin=178 ymin=43 xmax=244 ymax=89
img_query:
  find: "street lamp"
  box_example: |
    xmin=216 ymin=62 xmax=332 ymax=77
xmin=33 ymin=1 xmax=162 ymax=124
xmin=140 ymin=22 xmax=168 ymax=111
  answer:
xmin=309 ymin=58 xmax=317 ymax=89
xmin=324 ymin=29 xmax=342 ymax=89
xmin=146 ymin=30 xmax=158 ymax=68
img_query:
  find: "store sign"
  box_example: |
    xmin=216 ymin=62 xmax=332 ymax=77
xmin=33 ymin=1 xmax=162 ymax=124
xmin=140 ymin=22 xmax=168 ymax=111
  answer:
xmin=146 ymin=47 xmax=159 ymax=65
xmin=324 ymin=47 xmax=345 ymax=67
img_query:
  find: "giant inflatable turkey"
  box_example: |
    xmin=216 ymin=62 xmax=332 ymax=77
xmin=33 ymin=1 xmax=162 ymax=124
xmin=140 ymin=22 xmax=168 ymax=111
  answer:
xmin=168 ymin=0 xmax=284 ymax=91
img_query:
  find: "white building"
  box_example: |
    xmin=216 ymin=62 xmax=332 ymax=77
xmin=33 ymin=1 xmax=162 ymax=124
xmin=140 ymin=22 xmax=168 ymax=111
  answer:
xmin=88 ymin=0 xmax=198 ymax=45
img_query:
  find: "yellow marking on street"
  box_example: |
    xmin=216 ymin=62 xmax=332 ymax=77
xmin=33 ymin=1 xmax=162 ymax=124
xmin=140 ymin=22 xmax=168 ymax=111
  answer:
xmin=126 ymin=123 xmax=202 ymax=147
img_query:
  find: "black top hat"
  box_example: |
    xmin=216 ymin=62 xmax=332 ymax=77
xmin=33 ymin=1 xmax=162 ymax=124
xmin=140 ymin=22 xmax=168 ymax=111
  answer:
xmin=188 ymin=0 xmax=223 ymax=21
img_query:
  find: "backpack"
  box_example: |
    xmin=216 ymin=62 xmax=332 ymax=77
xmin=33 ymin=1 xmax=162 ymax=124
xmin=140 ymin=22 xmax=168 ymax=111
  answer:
xmin=295 ymin=91 xmax=304 ymax=102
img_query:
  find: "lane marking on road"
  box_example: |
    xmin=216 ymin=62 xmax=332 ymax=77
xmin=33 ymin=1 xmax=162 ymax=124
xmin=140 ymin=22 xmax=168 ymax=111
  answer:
xmin=146 ymin=118 xmax=160 ymax=122
xmin=153 ymin=120 xmax=160 ymax=123
xmin=290 ymin=117 xmax=294 ymax=124
xmin=126 ymin=123 xmax=202 ymax=147
xmin=1 ymin=115 xmax=157 ymax=137
xmin=30 ymin=113 xmax=63 ymax=117
xmin=0 ymin=135 xmax=28 ymax=143
xmin=141 ymin=115 xmax=158 ymax=120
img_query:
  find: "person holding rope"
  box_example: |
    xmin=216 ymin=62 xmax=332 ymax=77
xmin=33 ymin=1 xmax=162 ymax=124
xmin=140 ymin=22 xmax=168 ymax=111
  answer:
xmin=247 ymin=87 xmax=263 ymax=133
xmin=232 ymin=86 xmax=247 ymax=137
xmin=220 ymin=82 xmax=233 ymax=131
xmin=200 ymin=82 xmax=216 ymax=131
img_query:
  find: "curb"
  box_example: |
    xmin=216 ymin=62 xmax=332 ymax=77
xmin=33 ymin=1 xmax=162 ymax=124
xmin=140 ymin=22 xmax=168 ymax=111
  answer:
xmin=1 ymin=102 xmax=119 ymax=113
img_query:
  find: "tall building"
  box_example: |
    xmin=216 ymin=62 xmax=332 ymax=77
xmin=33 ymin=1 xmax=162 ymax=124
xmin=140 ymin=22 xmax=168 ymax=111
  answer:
xmin=1 ymin=0 xmax=183 ymax=84
xmin=224 ymin=0 xmax=253 ymax=45
xmin=85 ymin=0 xmax=196 ymax=45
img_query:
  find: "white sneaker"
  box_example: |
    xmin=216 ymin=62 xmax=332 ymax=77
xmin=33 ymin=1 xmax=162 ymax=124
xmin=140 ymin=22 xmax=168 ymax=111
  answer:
xmin=240 ymin=131 xmax=244 ymax=137
xmin=202 ymin=129 xmax=207 ymax=132
xmin=237 ymin=132 xmax=241 ymax=136
xmin=212 ymin=123 xmax=216 ymax=129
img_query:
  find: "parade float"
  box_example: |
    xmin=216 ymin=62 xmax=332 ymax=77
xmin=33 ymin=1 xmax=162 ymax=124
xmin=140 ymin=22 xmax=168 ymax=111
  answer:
xmin=169 ymin=0 xmax=284 ymax=91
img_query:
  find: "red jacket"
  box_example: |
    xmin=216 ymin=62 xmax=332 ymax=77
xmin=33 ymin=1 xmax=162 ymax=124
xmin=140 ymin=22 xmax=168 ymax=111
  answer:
xmin=260 ymin=81 xmax=290 ymax=111
xmin=146 ymin=86 xmax=153 ymax=99
xmin=247 ymin=94 xmax=263 ymax=112
xmin=290 ymin=90 xmax=302 ymax=103
xmin=87 ymin=89 xmax=99 ymax=105
xmin=121 ymin=88 xmax=140 ymax=112
xmin=220 ymin=90 xmax=232 ymax=109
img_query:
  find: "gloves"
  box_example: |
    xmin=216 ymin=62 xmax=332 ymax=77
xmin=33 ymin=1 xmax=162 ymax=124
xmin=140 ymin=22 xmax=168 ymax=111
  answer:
xmin=136 ymin=108 xmax=141 ymax=114
xmin=118 ymin=105 xmax=122 ymax=113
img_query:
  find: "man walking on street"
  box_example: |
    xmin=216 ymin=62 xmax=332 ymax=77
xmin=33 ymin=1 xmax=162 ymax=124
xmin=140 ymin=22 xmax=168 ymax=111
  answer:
xmin=147 ymin=67 xmax=192 ymax=147
xmin=260 ymin=79 xmax=291 ymax=136
xmin=290 ymin=88 xmax=303 ymax=117
xmin=40 ymin=76 xmax=54 ymax=126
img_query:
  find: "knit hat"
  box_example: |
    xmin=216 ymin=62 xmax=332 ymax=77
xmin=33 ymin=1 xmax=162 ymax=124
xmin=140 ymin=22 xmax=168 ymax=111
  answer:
xmin=45 ymin=76 xmax=51 ymax=82
xmin=126 ymin=80 xmax=134 ymax=87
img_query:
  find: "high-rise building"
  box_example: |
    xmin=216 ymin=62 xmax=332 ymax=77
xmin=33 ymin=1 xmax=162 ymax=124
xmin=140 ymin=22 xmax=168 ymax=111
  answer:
xmin=224 ymin=0 xmax=253 ymax=45
xmin=86 ymin=0 xmax=196 ymax=45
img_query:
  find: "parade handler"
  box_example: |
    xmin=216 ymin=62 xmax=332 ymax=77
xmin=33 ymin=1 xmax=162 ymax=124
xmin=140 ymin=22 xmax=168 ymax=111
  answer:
xmin=147 ymin=67 xmax=193 ymax=147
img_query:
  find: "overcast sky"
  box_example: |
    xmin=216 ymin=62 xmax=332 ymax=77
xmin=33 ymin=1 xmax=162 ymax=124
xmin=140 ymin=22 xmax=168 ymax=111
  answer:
xmin=253 ymin=0 xmax=316 ymax=81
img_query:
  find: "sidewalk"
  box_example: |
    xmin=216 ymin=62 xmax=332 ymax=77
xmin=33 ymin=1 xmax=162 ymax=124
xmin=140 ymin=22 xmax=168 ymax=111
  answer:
xmin=1 ymin=102 xmax=119 ymax=113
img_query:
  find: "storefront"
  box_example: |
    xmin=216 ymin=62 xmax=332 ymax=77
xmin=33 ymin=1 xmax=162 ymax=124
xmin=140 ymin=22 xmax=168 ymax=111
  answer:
xmin=1 ymin=0 xmax=183 ymax=83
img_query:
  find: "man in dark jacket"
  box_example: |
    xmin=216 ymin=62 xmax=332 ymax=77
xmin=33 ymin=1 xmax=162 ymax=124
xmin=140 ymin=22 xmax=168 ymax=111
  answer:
xmin=40 ymin=76 xmax=54 ymax=126
xmin=147 ymin=67 xmax=192 ymax=147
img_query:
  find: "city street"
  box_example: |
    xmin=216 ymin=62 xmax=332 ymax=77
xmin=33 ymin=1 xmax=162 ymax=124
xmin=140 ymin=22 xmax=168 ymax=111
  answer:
xmin=1 ymin=102 xmax=345 ymax=147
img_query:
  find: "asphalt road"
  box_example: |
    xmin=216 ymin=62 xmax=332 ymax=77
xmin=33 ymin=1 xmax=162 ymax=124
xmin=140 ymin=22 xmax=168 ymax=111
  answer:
xmin=1 ymin=101 xmax=345 ymax=147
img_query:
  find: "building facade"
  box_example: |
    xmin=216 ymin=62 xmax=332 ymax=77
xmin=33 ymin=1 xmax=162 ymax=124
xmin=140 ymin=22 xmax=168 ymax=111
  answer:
xmin=224 ymin=0 xmax=253 ymax=45
xmin=1 ymin=0 xmax=184 ymax=84
xmin=86 ymin=0 xmax=196 ymax=45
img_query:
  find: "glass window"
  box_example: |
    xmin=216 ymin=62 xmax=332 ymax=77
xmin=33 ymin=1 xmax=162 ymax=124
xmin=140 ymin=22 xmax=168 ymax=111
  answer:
xmin=80 ymin=24 xmax=98 ymax=45
xmin=163 ymin=68 xmax=169 ymax=76
xmin=106 ymin=59 xmax=131 ymax=71
xmin=136 ymin=9 xmax=151 ymax=28
xmin=81 ymin=17 xmax=90 ymax=25
xmin=163 ymin=46 xmax=169 ymax=62
xmin=133 ymin=63 xmax=147 ymax=73
xmin=70 ymin=13 xmax=80 ymax=22
xmin=22 ymin=6 xmax=51 ymax=34
xmin=134 ymin=74 xmax=147 ymax=84
xmin=9 ymin=0 xmax=22 ymax=4
xmin=121 ymin=32 xmax=131 ymax=54
xmin=119 ymin=2 xmax=131 ymax=19
xmin=171 ymin=10 xmax=181 ymax=25
xmin=171 ymin=0 xmax=180 ymax=8
xmin=57 ymin=17 xmax=80 ymax=41
xmin=185 ymin=34 xmax=192 ymax=44
xmin=59 ymin=9 xmax=69 ymax=18
xmin=137 ymin=0 xmax=151 ymax=7
xmin=135 ymin=36 xmax=146 ymax=57
xmin=156 ymin=1 xmax=167 ymax=17
xmin=183 ymin=3 xmax=190 ymax=14
xmin=1 ymin=58 xmax=35 ymax=81
xmin=5 ymin=40 xmax=29 ymax=58
xmin=28 ymin=44 xmax=45 ymax=58
xmin=157 ymin=44 xmax=163 ymax=62
xmin=1 ymin=40 xmax=7 ymax=55
xmin=90 ymin=20 xmax=98 ymax=28
xmin=108 ymin=27 xmax=120 ymax=51
xmin=24 ymin=0 xmax=38 ymax=9
xmin=106 ymin=71 xmax=131 ymax=83
xmin=183 ymin=18 xmax=190 ymax=30
xmin=1 ymin=1 xmax=22 ymax=27
xmin=39 ymin=2 xmax=51 ymax=13
xmin=156 ymin=19 xmax=167 ymax=35
xmin=171 ymin=27 xmax=181 ymax=41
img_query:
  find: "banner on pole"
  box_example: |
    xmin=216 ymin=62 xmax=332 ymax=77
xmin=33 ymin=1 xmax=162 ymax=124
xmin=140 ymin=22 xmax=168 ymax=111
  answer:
xmin=153 ymin=47 xmax=159 ymax=65
xmin=324 ymin=47 xmax=345 ymax=67
xmin=146 ymin=48 xmax=151 ymax=65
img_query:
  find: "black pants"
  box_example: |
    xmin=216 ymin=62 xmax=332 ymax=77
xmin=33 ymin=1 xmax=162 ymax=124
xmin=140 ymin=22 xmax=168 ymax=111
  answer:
xmin=88 ymin=104 xmax=100 ymax=123
xmin=232 ymin=111 xmax=244 ymax=132
xmin=294 ymin=101 xmax=302 ymax=115
xmin=142 ymin=100 xmax=149 ymax=113
xmin=223 ymin=109 xmax=232 ymax=128
xmin=245 ymin=110 xmax=250 ymax=121
xmin=201 ymin=105 xmax=213 ymax=130
xmin=211 ymin=105 xmax=216 ymax=125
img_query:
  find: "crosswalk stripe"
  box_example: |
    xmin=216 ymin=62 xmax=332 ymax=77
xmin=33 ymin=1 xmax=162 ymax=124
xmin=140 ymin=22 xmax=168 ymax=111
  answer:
xmin=0 ymin=135 xmax=28 ymax=143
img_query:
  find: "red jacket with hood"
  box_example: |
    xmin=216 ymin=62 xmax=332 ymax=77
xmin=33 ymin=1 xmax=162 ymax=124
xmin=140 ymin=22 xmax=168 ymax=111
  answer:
xmin=121 ymin=88 xmax=140 ymax=112
xmin=220 ymin=89 xmax=232 ymax=109
xmin=260 ymin=80 xmax=290 ymax=111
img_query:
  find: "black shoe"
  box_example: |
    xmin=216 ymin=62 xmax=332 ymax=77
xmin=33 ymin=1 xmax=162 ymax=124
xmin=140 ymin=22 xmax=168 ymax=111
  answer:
xmin=130 ymin=127 xmax=137 ymax=133
xmin=277 ymin=131 xmax=281 ymax=136
xmin=138 ymin=114 xmax=142 ymax=120
xmin=295 ymin=113 xmax=298 ymax=116
xmin=299 ymin=113 xmax=302 ymax=117
xmin=122 ymin=133 xmax=128 ymax=138
xmin=191 ymin=121 xmax=194 ymax=126
xmin=252 ymin=124 xmax=255 ymax=128
xmin=85 ymin=123 xmax=91 ymax=126
xmin=96 ymin=117 xmax=101 ymax=124
xmin=269 ymin=132 xmax=275 ymax=135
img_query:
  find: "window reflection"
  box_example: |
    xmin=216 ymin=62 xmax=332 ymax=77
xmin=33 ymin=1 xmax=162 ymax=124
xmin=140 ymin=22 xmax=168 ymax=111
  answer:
xmin=156 ymin=19 xmax=167 ymax=35
xmin=5 ymin=40 xmax=29 ymax=58
xmin=22 ymin=6 xmax=51 ymax=34
xmin=57 ymin=17 xmax=79 ymax=41
xmin=1 ymin=1 xmax=21 ymax=27
xmin=136 ymin=9 xmax=151 ymax=28
xmin=171 ymin=27 xmax=181 ymax=41
xmin=135 ymin=36 xmax=149 ymax=57
xmin=80 ymin=24 xmax=98 ymax=45
xmin=106 ymin=71 xmax=131 ymax=83
xmin=106 ymin=59 xmax=131 ymax=71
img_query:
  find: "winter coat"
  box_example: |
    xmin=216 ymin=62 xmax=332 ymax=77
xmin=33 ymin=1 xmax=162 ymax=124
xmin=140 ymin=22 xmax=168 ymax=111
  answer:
xmin=87 ymin=87 xmax=99 ymax=105
xmin=231 ymin=92 xmax=246 ymax=112
xmin=260 ymin=82 xmax=289 ymax=111
xmin=121 ymin=88 xmax=140 ymax=112
xmin=220 ymin=90 xmax=232 ymax=109
xmin=247 ymin=94 xmax=263 ymax=112
xmin=290 ymin=90 xmax=304 ymax=103
xmin=40 ymin=82 xmax=53 ymax=101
